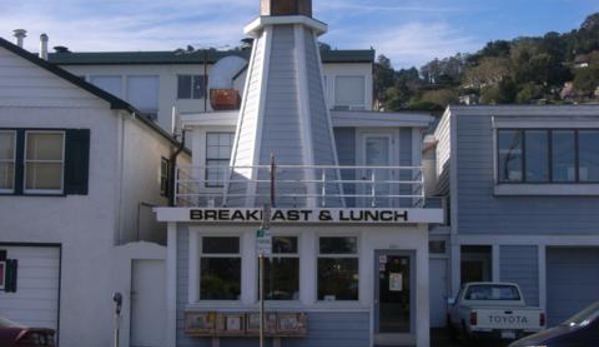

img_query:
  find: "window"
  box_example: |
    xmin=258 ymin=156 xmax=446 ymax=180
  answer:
xmin=160 ymin=157 xmax=170 ymax=197
xmin=0 ymin=129 xmax=89 ymax=196
xmin=261 ymin=236 xmax=299 ymax=301
xmin=0 ymin=131 xmax=16 ymax=192
xmin=24 ymin=131 xmax=65 ymax=193
xmin=90 ymin=75 xmax=122 ymax=98
xmin=317 ymin=236 xmax=359 ymax=301
xmin=334 ymin=76 xmax=365 ymax=110
xmin=177 ymin=75 xmax=207 ymax=99
xmin=578 ymin=130 xmax=599 ymax=182
xmin=205 ymin=132 xmax=234 ymax=188
xmin=200 ymin=237 xmax=241 ymax=300
xmin=127 ymin=76 xmax=159 ymax=119
xmin=497 ymin=130 xmax=522 ymax=182
xmin=497 ymin=129 xmax=599 ymax=183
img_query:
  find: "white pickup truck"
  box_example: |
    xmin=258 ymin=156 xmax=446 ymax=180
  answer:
xmin=448 ymin=282 xmax=545 ymax=342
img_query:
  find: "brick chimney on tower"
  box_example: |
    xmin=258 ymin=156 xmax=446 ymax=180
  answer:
xmin=260 ymin=0 xmax=312 ymax=17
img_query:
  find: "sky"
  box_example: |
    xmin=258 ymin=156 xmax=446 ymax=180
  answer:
xmin=2 ymin=0 xmax=599 ymax=69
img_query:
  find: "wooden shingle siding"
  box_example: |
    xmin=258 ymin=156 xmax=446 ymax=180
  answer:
xmin=284 ymin=312 xmax=370 ymax=347
xmin=455 ymin=112 xmax=599 ymax=235
xmin=499 ymin=245 xmax=539 ymax=306
xmin=304 ymin=28 xmax=341 ymax=206
xmin=0 ymin=47 xmax=105 ymax=108
xmin=434 ymin=111 xmax=451 ymax=195
xmin=255 ymin=25 xmax=305 ymax=206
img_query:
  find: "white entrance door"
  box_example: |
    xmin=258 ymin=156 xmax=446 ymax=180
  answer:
xmin=429 ymin=258 xmax=448 ymax=328
xmin=359 ymin=132 xmax=397 ymax=207
xmin=131 ymin=260 xmax=166 ymax=347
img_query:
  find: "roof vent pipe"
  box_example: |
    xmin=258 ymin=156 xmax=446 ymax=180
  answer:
xmin=39 ymin=34 xmax=49 ymax=60
xmin=13 ymin=29 xmax=27 ymax=48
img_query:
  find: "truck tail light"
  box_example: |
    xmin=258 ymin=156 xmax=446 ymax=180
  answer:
xmin=540 ymin=312 xmax=546 ymax=326
xmin=470 ymin=311 xmax=477 ymax=326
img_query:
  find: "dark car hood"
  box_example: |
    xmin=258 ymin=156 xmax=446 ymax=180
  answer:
xmin=0 ymin=327 xmax=26 ymax=346
xmin=511 ymin=325 xmax=576 ymax=346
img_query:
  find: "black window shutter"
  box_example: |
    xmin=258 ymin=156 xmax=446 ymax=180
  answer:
xmin=5 ymin=259 xmax=18 ymax=293
xmin=64 ymin=129 xmax=90 ymax=195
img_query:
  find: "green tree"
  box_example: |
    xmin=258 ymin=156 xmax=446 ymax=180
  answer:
xmin=573 ymin=66 xmax=599 ymax=95
xmin=374 ymin=55 xmax=396 ymax=107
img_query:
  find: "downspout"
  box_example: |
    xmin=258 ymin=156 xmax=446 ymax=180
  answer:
xmin=168 ymin=130 xmax=186 ymax=207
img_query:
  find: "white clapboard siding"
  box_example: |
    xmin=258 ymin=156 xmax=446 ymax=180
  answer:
xmin=0 ymin=246 xmax=60 ymax=330
xmin=0 ymin=47 xmax=107 ymax=108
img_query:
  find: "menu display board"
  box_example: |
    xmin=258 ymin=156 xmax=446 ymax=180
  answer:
xmin=185 ymin=311 xmax=217 ymax=335
xmin=184 ymin=311 xmax=308 ymax=337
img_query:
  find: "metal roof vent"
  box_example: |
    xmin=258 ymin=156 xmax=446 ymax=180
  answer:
xmin=13 ymin=29 xmax=27 ymax=48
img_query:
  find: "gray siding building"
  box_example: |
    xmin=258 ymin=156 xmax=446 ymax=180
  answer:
xmin=434 ymin=105 xmax=599 ymax=327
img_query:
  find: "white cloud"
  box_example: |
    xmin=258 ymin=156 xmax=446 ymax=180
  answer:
xmin=1 ymin=0 xmax=479 ymax=69
xmin=339 ymin=22 xmax=481 ymax=68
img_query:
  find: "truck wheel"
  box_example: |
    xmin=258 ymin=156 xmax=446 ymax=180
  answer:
xmin=447 ymin=316 xmax=458 ymax=341
xmin=460 ymin=321 xmax=474 ymax=347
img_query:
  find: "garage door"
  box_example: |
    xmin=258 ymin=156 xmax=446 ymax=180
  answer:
xmin=546 ymin=247 xmax=599 ymax=327
xmin=0 ymin=246 xmax=60 ymax=331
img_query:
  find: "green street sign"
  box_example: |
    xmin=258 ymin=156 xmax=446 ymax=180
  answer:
xmin=256 ymin=228 xmax=272 ymax=256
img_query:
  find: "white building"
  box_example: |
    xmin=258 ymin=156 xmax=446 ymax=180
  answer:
xmin=0 ymin=36 xmax=190 ymax=347
xmin=49 ymin=40 xmax=374 ymax=134
xmin=155 ymin=1 xmax=443 ymax=347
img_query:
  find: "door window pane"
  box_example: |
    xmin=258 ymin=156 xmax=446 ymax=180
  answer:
xmin=578 ymin=130 xmax=599 ymax=182
xmin=552 ymin=130 xmax=576 ymax=182
xmin=24 ymin=132 xmax=64 ymax=192
xmin=498 ymin=130 xmax=523 ymax=182
xmin=378 ymin=255 xmax=411 ymax=333
xmin=0 ymin=131 xmax=16 ymax=191
xmin=525 ymin=130 xmax=549 ymax=182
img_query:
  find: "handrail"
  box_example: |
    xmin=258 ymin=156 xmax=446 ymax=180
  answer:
xmin=174 ymin=165 xmax=427 ymax=208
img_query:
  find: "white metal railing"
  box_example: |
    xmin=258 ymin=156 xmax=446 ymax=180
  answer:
xmin=175 ymin=165 xmax=428 ymax=208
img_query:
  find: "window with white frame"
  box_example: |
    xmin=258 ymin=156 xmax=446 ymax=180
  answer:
xmin=497 ymin=129 xmax=599 ymax=183
xmin=334 ymin=76 xmax=365 ymax=110
xmin=24 ymin=131 xmax=65 ymax=193
xmin=317 ymin=236 xmax=359 ymax=301
xmin=177 ymin=75 xmax=207 ymax=99
xmin=200 ymin=236 xmax=241 ymax=300
xmin=205 ymin=132 xmax=234 ymax=187
xmin=0 ymin=131 xmax=16 ymax=192
xmin=260 ymin=236 xmax=299 ymax=301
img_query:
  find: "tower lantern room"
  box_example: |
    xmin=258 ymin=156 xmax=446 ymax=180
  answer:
xmin=260 ymin=0 xmax=312 ymax=17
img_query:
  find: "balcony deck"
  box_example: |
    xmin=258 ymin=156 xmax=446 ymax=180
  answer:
xmin=174 ymin=164 xmax=438 ymax=209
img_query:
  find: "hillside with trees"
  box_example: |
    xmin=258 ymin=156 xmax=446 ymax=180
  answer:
xmin=374 ymin=13 xmax=599 ymax=111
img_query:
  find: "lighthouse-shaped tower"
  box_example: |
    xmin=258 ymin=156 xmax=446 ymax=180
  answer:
xmin=225 ymin=0 xmax=343 ymax=208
